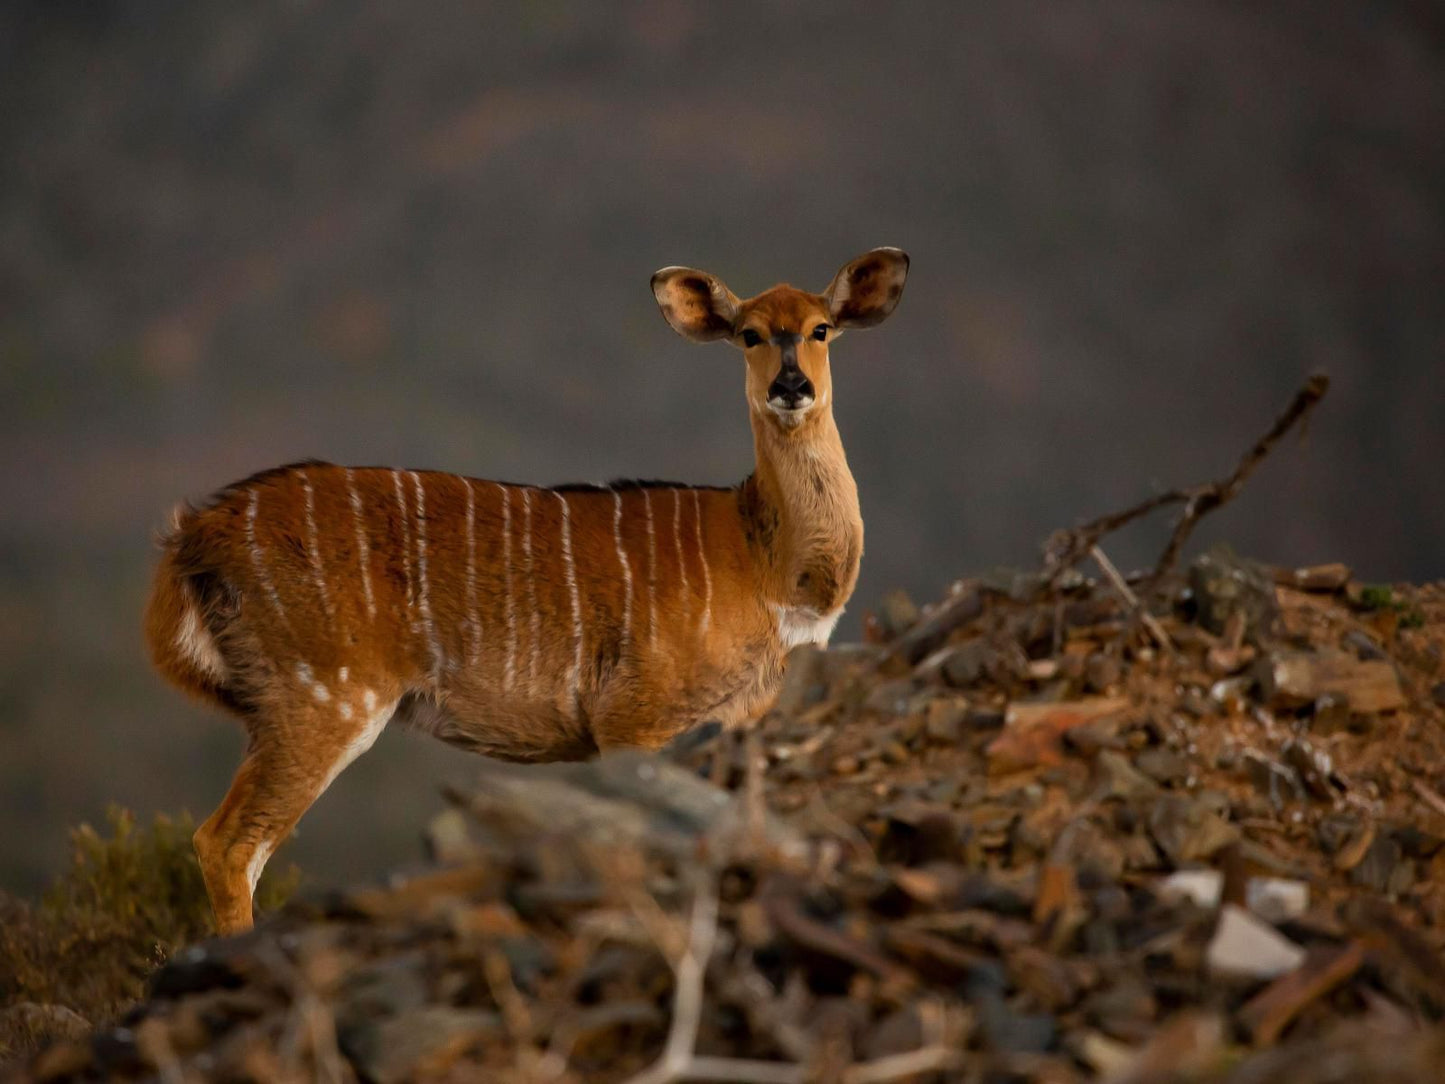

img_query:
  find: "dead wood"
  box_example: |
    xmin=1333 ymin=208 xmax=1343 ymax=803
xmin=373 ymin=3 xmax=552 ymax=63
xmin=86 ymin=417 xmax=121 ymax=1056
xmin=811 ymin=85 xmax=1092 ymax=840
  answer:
xmin=1042 ymin=372 xmax=1330 ymax=590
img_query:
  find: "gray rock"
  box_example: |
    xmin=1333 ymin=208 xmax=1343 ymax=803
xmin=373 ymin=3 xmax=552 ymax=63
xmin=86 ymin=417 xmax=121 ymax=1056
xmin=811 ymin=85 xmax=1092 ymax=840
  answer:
xmin=1148 ymin=795 xmax=1239 ymax=866
xmin=1189 ymin=544 xmax=1281 ymax=641
xmin=457 ymin=751 xmax=803 ymax=859
xmin=1093 ymin=750 xmax=1161 ymax=801
xmin=864 ymin=678 xmax=916 ymax=716
xmin=1136 ymin=747 xmax=1190 ymax=786
xmin=875 ymin=588 xmax=921 ymax=639
xmin=339 ymin=1006 xmax=502 ymax=1084
xmin=1350 ymin=834 xmax=1405 ymax=896
xmin=1084 ymin=653 xmax=1122 ymax=694
xmin=0 ymin=1002 xmax=91 ymax=1046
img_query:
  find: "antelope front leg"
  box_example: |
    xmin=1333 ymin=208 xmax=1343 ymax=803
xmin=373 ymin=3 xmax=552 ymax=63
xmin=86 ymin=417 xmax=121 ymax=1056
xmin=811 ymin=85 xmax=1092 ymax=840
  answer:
xmin=194 ymin=687 xmax=397 ymax=934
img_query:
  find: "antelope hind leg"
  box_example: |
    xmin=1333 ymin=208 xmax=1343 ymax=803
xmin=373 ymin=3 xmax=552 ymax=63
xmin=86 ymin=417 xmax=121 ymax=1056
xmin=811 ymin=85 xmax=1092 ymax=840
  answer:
xmin=194 ymin=689 xmax=396 ymax=935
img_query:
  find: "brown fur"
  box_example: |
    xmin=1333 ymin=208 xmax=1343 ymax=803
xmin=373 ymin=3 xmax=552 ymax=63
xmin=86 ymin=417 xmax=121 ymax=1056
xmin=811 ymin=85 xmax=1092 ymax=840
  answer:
xmin=146 ymin=249 xmax=908 ymax=933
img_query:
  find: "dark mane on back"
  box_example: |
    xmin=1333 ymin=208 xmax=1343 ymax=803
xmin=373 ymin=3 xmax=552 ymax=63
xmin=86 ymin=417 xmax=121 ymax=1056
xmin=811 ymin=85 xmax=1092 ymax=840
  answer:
xmin=550 ymin=478 xmax=737 ymax=494
xmin=206 ymin=459 xmax=334 ymax=507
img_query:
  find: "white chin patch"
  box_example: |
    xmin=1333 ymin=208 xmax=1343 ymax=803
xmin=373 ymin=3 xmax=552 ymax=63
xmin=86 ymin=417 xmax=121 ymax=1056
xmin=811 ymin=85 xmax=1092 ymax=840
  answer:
xmin=767 ymin=398 xmax=815 ymax=427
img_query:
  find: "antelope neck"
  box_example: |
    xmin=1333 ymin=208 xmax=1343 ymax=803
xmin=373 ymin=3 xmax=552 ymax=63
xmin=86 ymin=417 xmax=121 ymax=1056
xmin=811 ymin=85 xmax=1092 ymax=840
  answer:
xmin=744 ymin=404 xmax=862 ymax=616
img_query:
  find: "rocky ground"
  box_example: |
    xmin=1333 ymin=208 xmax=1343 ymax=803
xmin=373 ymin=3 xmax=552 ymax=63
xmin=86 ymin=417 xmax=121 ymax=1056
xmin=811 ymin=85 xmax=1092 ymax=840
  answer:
xmin=7 ymin=548 xmax=1445 ymax=1083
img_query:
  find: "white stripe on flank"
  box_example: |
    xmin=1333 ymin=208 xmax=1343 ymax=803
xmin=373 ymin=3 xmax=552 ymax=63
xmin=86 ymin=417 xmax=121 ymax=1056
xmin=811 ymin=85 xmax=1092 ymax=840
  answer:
xmin=556 ymin=491 xmax=583 ymax=699
xmin=463 ymin=478 xmax=480 ymax=664
xmin=300 ymin=470 xmax=334 ymax=626
xmin=673 ymin=489 xmax=690 ymax=617
xmin=392 ymin=470 xmax=415 ymax=626
xmin=345 ymin=468 xmax=377 ymax=619
xmin=613 ymin=490 xmax=634 ymax=656
xmin=499 ymin=484 xmax=516 ymax=690
xmin=692 ymin=489 xmax=712 ymax=634
xmin=522 ymin=488 xmax=539 ymax=684
xmin=642 ymin=489 xmax=658 ymax=651
xmin=246 ymin=488 xmax=292 ymax=632
xmin=409 ymin=471 xmax=442 ymax=682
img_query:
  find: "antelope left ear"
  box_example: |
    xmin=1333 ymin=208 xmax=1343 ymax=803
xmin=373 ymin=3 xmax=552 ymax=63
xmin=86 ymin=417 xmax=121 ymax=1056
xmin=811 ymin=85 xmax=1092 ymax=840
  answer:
xmin=824 ymin=247 xmax=910 ymax=329
xmin=651 ymin=266 xmax=741 ymax=343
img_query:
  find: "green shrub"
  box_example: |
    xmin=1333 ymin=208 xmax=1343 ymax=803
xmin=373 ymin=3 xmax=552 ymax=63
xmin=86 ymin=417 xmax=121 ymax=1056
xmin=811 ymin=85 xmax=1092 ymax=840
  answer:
xmin=0 ymin=806 xmax=297 ymax=1060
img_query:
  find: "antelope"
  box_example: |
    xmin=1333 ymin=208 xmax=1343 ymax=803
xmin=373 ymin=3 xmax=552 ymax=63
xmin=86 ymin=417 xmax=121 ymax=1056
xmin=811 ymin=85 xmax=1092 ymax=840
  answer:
xmin=145 ymin=248 xmax=909 ymax=934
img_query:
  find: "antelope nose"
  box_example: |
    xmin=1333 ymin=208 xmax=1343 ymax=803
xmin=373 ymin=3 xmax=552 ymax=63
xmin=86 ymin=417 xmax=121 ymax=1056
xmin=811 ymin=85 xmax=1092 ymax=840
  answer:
xmin=768 ymin=367 xmax=814 ymax=407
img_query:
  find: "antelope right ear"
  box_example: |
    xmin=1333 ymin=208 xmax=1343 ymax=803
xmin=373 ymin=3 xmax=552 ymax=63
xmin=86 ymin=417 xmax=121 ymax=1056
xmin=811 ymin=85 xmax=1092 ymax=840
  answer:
xmin=651 ymin=266 xmax=740 ymax=343
xmin=824 ymin=247 xmax=910 ymax=329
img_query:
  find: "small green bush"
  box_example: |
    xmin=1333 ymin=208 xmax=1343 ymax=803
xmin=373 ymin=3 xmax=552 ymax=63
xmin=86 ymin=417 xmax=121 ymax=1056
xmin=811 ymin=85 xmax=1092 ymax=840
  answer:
xmin=0 ymin=806 xmax=297 ymax=1060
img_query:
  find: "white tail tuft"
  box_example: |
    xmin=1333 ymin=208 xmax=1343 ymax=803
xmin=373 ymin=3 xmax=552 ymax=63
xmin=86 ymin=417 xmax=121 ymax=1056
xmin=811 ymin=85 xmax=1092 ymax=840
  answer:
xmin=174 ymin=588 xmax=228 ymax=680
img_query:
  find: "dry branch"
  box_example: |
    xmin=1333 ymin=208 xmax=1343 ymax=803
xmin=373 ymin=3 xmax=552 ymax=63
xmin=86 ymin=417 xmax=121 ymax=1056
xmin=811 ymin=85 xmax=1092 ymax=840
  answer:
xmin=1090 ymin=544 xmax=1176 ymax=655
xmin=624 ymin=881 xmax=959 ymax=1084
xmin=1042 ymin=372 xmax=1330 ymax=590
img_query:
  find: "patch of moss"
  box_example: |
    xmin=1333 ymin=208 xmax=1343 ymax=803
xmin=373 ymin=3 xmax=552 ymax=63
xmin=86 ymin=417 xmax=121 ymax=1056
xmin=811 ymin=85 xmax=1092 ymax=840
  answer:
xmin=0 ymin=806 xmax=297 ymax=1061
xmin=1357 ymin=584 xmax=1397 ymax=610
xmin=1355 ymin=583 xmax=1427 ymax=628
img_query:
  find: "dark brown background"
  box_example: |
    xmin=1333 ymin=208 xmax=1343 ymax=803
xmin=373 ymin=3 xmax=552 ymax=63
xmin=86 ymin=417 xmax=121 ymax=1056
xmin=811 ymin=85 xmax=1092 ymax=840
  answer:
xmin=2 ymin=1 xmax=1441 ymax=892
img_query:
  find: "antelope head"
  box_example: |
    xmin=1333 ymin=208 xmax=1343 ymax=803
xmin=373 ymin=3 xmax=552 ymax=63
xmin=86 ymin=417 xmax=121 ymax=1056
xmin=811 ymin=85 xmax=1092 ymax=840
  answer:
xmin=651 ymin=248 xmax=910 ymax=432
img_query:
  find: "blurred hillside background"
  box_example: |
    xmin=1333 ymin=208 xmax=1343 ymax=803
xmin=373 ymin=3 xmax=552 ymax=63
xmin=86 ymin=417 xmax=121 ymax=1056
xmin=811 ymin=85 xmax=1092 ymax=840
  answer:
xmin=1 ymin=1 xmax=1441 ymax=894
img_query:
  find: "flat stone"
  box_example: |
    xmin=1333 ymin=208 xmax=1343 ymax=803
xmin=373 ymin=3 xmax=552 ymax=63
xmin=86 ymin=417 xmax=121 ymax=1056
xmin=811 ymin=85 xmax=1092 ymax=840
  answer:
xmin=1092 ymin=750 xmax=1160 ymax=800
xmin=1157 ymin=869 xmax=1223 ymax=909
xmin=1341 ymin=629 xmax=1387 ymax=661
xmin=940 ymin=639 xmax=994 ymax=688
xmin=987 ymin=697 xmax=1131 ymax=775
xmin=1136 ymin=747 xmax=1190 ymax=786
xmin=460 ymin=750 xmax=802 ymax=858
xmin=1205 ymin=904 xmax=1307 ymax=980
xmin=864 ymin=678 xmax=916 ymax=716
xmin=1246 ymin=877 xmax=1310 ymax=923
xmin=923 ymin=698 xmax=969 ymax=745
xmin=1255 ymin=648 xmax=1406 ymax=714
xmin=1274 ymin=562 xmax=1352 ymax=592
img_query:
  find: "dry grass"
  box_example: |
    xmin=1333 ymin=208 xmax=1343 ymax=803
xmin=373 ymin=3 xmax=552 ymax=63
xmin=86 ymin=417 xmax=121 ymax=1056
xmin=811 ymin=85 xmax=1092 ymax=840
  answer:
xmin=0 ymin=806 xmax=297 ymax=1063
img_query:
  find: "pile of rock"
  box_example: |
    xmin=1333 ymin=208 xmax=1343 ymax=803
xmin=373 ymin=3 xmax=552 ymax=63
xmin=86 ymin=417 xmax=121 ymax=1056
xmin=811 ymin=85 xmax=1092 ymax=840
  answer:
xmin=15 ymin=551 xmax=1445 ymax=1082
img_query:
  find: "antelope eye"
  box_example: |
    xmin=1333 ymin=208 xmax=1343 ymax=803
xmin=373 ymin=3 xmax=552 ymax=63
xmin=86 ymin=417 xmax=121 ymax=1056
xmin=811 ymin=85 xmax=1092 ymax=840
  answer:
xmin=741 ymin=329 xmax=762 ymax=348
xmin=811 ymin=324 xmax=830 ymax=341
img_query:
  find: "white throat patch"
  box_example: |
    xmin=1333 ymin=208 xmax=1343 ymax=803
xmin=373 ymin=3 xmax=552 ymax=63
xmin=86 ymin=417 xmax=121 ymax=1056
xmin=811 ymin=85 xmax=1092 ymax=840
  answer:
xmin=773 ymin=604 xmax=842 ymax=649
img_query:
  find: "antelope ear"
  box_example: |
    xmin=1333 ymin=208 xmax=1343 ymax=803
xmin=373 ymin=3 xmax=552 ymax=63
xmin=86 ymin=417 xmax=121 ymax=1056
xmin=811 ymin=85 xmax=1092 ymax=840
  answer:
xmin=651 ymin=266 xmax=741 ymax=343
xmin=824 ymin=247 xmax=910 ymax=329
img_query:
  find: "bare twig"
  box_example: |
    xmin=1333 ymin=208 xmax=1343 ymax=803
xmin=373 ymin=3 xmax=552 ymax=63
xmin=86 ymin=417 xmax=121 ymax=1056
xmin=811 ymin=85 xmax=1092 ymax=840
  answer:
xmin=1149 ymin=372 xmax=1330 ymax=581
xmin=257 ymin=942 xmax=345 ymax=1084
xmin=1091 ymin=545 xmax=1176 ymax=656
xmin=1042 ymin=373 xmax=1330 ymax=589
xmin=1411 ymin=779 xmax=1445 ymax=824
xmin=844 ymin=1045 xmax=961 ymax=1084
xmin=625 ymin=880 xmax=950 ymax=1084
xmin=744 ymin=729 xmax=767 ymax=854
